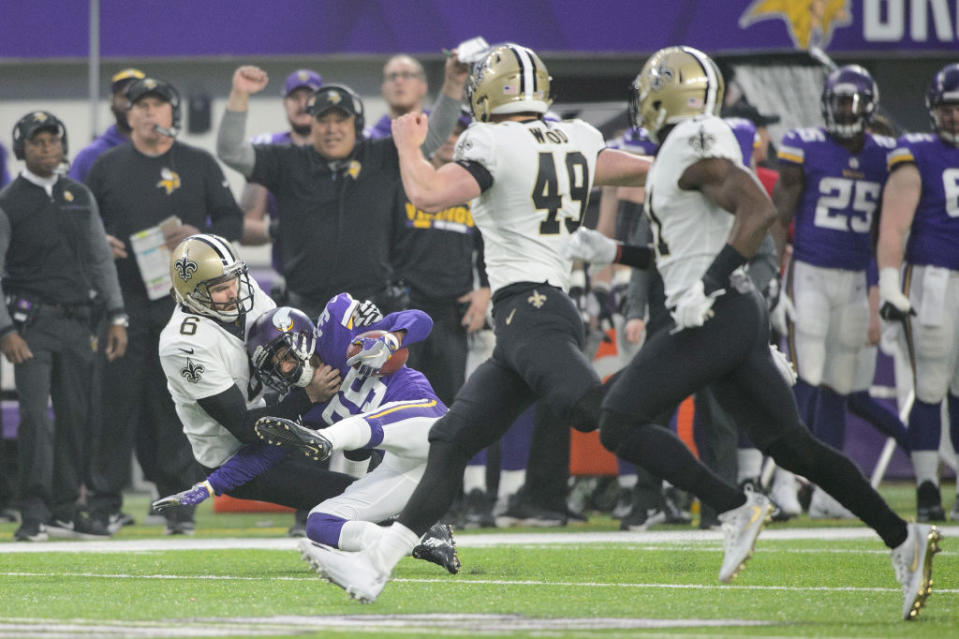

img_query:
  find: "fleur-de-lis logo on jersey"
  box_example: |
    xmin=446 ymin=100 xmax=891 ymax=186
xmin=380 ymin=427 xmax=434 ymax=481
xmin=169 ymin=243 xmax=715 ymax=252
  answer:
xmin=156 ymin=167 xmax=181 ymax=195
xmin=739 ymin=0 xmax=852 ymax=50
xmin=689 ymin=126 xmax=716 ymax=154
xmin=528 ymin=290 xmax=547 ymax=309
xmin=63 ymin=190 xmax=74 ymax=202
xmin=180 ymin=358 xmax=205 ymax=383
xmin=174 ymin=256 xmax=198 ymax=282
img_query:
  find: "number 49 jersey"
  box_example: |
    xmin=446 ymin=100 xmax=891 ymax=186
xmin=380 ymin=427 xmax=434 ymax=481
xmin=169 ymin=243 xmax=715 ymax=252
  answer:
xmin=778 ymin=126 xmax=895 ymax=270
xmin=454 ymin=118 xmax=605 ymax=295
xmin=887 ymin=133 xmax=959 ymax=270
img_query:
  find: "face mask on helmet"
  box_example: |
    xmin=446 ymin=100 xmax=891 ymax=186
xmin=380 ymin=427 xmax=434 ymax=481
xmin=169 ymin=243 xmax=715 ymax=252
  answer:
xmin=170 ymin=234 xmax=255 ymax=322
xmin=247 ymin=307 xmax=318 ymax=394
xmin=821 ymin=65 xmax=877 ymax=140
xmin=926 ymin=63 xmax=959 ymax=146
xmin=629 ymin=46 xmax=724 ymax=145
xmin=467 ymin=43 xmax=552 ymax=123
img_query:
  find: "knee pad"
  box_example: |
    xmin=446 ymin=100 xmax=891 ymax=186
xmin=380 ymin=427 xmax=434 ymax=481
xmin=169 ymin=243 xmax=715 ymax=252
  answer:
xmin=305 ymin=512 xmax=347 ymax=547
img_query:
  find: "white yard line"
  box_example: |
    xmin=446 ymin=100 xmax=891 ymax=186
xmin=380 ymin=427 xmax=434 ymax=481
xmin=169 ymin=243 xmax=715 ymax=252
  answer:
xmin=0 ymin=525 xmax=956 ymax=554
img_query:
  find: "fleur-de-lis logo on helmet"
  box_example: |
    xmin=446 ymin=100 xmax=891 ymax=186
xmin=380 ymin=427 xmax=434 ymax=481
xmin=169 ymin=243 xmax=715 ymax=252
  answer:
xmin=174 ymin=256 xmax=198 ymax=282
xmin=650 ymin=63 xmax=674 ymax=91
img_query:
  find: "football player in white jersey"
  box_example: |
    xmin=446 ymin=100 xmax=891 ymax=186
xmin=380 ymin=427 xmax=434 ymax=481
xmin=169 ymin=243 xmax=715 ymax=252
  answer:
xmin=157 ymin=234 xmax=354 ymax=527
xmin=566 ymin=46 xmax=940 ymax=621
xmin=304 ymin=43 xmax=651 ymax=603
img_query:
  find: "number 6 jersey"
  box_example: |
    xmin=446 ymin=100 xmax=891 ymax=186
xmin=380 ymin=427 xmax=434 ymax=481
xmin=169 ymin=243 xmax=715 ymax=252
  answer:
xmin=453 ymin=118 xmax=605 ymax=295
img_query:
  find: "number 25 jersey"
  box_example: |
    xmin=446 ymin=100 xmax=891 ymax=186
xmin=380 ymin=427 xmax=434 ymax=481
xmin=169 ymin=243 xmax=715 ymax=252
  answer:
xmin=453 ymin=118 xmax=605 ymax=295
xmin=778 ymin=127 xmax=894 ymax=270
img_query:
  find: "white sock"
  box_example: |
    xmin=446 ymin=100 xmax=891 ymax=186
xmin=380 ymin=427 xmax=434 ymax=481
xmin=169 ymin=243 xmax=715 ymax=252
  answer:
xmin=323 ymin=416 xmax=371 ymax=451
xmin=370 ymin=522 xmax=420 ymax=575
xmin=618 ymin=473 xmax=638 ymax=489
xmin=462 ymin=465 xmax=486 ymax=493
xmin=337 ymin=520 xmax=384 ymax=552
xmin=497 ymin=469 xmax=526 ymax=500
xmin=737 ymin=448 xmax=763 ymax=483
xmin=911 ymin=451 xmax=940 ymax=487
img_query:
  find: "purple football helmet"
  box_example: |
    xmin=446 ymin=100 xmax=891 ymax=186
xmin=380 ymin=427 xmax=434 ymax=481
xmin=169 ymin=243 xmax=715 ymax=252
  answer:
xmin=821 ymin=65 xmax=878 ymax=140
xmin=926 ymin=63 xmax=959 ymax=146
xmin=246 ymin=307 xmax=317 ymax=393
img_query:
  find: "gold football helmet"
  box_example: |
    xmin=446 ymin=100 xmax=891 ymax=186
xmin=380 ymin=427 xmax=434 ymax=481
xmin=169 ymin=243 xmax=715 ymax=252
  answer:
xmin=628 ymin=46 xmax=724 ymax=144
xmin=170 ymin=234 xmax=254 ymax=321
xmin=467 ymin=43 xmax=552 ymax=122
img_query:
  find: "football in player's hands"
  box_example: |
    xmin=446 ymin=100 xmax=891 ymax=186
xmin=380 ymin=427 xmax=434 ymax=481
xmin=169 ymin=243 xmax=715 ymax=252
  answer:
xmin=346 ymin=330 xmax=408 ymax=376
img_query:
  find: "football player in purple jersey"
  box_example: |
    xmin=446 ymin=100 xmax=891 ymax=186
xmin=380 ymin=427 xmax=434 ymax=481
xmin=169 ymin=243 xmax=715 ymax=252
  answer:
xmin=877 ymin=63 xmax=959 ymax=522
xmin=772 ymin=65 xmax=898 ymax=518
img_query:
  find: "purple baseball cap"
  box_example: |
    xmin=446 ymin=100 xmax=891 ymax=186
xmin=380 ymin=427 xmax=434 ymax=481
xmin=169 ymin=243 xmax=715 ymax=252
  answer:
xmin=284 ymin=69 xmax=323 ymax=97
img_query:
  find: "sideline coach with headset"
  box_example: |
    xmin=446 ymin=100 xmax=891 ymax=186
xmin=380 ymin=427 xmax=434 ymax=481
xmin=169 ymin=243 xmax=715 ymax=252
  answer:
xmin=216 ymin=56 xmax=468 ymax=320
xmin=0 ymin=111 xmax=127 ymax=541
xmin=85 ymin=77 xmax=243 ymax=534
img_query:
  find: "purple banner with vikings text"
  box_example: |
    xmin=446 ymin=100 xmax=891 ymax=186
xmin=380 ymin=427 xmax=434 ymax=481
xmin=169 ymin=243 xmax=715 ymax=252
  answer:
xmin=2 ymin=1 xmax=958 ymax=60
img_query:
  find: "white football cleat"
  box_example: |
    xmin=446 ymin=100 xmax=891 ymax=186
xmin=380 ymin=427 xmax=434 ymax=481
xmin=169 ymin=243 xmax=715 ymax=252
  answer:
xmin=717 ymin=490 xmax=771 ymax=583
xmin=769 ymin=469 xmax=802 ymax=519
xmin=298 ymin=539 xmax=388 ymax=603
xmin=891 ymin=523 xmax=942 ymax=620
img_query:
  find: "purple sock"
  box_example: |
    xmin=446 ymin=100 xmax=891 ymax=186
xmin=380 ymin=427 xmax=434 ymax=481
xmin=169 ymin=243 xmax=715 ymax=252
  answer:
xmin=306 ymin=512 xmax=348 ymax=547
xmin=908 ymin=399 xmax=942 ymax=451
xmin=811 ymin=386 xmax=846 ymax=451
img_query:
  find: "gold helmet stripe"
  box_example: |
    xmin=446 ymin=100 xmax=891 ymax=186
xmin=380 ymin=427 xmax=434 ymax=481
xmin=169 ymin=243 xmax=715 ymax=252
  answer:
xmin=682 ymin=46 xmax=719 ymax=117
xmin=507 ymin=44 xmax=538 ymax=104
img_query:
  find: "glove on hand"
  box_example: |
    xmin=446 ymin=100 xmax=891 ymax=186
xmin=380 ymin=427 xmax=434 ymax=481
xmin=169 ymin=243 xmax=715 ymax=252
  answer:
xmin=563 ymin=227 xmax=618 ymax=265
xmin=671 ymin=280 xmax=724 ymax=332
xmin=152 ymin=480 xmax=214 ymax=511
xmin=878 ymin=267 xmax=914 ymax=321
xmin=347 ymin=333 xmax=399 ymax=376
xmin=352 ymin=299 xmax=384 ymax=327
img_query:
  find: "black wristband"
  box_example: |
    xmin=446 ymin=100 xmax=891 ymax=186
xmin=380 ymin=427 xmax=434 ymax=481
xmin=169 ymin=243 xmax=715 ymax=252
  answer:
xmin=702 ymin=243 xmax=748 ymax=295
xmin=616 ymin=244 xmax=653 ymax=269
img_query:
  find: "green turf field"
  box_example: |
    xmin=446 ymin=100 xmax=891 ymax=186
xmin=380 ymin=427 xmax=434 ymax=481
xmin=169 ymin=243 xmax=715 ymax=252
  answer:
xmin=0 ymin=483 xmax=955 ymax=638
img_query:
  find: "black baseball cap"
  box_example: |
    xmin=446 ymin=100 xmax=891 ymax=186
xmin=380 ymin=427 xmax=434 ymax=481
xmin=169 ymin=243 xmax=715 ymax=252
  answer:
xmin=306 ymin=85 xmax=361 ymax=119
xmin=722 ymin=99 xmax=780 ymax=127
xmin=125 ymin=77 xmax=179 ymax=106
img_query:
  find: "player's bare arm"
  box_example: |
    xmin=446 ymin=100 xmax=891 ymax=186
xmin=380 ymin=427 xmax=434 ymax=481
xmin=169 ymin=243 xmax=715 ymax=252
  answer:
xmin=680 ymin=156 xmax=776 ymax=258
xmin=393 ymin=112 xmax=480 ymax=212
xmin=770 ymin=163 xmax=803 ymax=263
xmin=594 ymin=148 xmax=651 ymax=187
xmin=876 ymin=164 xmax=922 ymax=271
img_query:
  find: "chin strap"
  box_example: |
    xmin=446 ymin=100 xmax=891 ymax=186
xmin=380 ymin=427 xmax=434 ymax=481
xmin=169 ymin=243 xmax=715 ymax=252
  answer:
xmin=294 ymin=359 xmax=315 ymax=387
